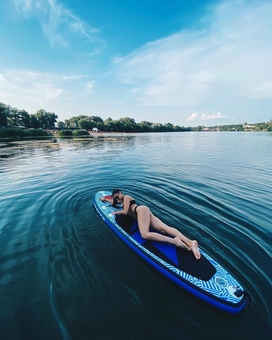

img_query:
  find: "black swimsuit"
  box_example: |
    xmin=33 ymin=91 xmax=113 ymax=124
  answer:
xmin=130 ymin=200 xmax=138 ymax=215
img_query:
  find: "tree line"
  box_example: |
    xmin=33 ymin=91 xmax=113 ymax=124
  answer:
xmin=1 ymin=102 xmax=271 ymax=133
xmin=58 ymin=115 xmax=190 ymax=132
xmin=0 ymin=102 xmax=190 ymax=133
xmin=0 ymin=103 xmax=58 ymax=129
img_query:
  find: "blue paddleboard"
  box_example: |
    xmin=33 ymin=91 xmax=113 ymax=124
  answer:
xmin=93 ymin=190 xmax=247 ymax=314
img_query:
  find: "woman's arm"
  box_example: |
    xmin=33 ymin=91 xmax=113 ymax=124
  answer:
xmin=113 ymin=195 xmax=130 ymax=215
xmin=99 ymin=196 xmax=114 ymax=204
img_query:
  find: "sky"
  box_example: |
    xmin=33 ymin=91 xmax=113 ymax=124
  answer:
xmin=0 ymin=0 xmax=271 ymax=127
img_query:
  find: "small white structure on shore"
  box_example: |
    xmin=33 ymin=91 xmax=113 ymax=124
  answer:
xmin=243 ymin=122 xmax=255 ymax=129
xmin=92 ymin=127 xmax=99 ymax=132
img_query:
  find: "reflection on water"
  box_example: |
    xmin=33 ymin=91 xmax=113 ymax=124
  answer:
xmin=0 ymin=132 xmax=272 ymax=339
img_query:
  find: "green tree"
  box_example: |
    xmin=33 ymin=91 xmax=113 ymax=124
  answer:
xmin=151 ymin=123 xmax=164 ymax=132
xmin=267 ymin=123 xmax=272 ymax=131
xmin=173 ymin=125 xmax=190 ymax=131
xmin=96 ymin=122 xmax=105 ymax=131
xmin=57 ymin=121 xmax=65 ymax=129
xmin=59 ymin=130 xmax=73 ymax=137
xmin=104 ymin=117 xmax=116 ymax=131
xmin=117 ymin=117 xmax=137 ymax=132
xmin=68 ymin=116 xmax=80 ymax=128
xmin=29 ymin=114 xmax=41 ymax=128
xmin=0 ymin=103 xmax=8 ymax=125
xmin=47 ymin=112 xmax=58 ymax=128
xmin=89 ymin=116 xmax=104 ymax=124
xmin=73 ymin=129 xmax=89 ymax=137
xmin=78 ymin=118 xmax=90 ymax=130
xmin=78 ymin=118 xmax=95 ymax=130
xmin=7 ymin=107 xmax=20 ymax=126
xmin=138 ymin=121 xmax=153 ymax=132
xmin=164 ymin=122 xmax=174 ymax=131
xmin=18 ymin=110 xmax=30 ymax=128
xmin=35 ymin=109 xmax=58 ymax=129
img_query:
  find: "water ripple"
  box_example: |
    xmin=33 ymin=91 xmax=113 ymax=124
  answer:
xmin=0 ymin=133 xmax=271 ymax=338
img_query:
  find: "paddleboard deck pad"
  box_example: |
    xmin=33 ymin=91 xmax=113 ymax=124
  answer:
xmin=93 ymin=191 xmax=247 ymax=313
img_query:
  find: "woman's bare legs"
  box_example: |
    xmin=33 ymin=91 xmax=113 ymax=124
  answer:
xmin=137 ymin=207 xmax=188 ymax=248
xmin=150 ymin=213 xmax=201 ymax=260
xmin=137 ymin=206 xmax=201 ymax=259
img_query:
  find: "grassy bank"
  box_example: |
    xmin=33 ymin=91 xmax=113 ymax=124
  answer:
xmin=0 ymin=128 xmax=52 ymax=140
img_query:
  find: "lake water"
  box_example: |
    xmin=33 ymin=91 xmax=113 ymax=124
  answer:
xmin=0 ymin=132 xmax=271 ymax=340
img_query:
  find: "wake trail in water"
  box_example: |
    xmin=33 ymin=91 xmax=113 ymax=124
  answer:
xmin=50 ymin=283 xmax=71 ymax=340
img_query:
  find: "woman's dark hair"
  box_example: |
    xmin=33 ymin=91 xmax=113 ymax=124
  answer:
xmin=112 ymin=188 xmax=121 ymax=207
xmin=111 ymin=188 xmax=121 ymax=196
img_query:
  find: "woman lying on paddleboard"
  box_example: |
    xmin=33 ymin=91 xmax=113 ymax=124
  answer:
xmin=100 ymin=189 xmax=201 ymax=260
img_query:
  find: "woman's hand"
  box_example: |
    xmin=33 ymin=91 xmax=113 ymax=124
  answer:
xmin=99 ymin=196 xmax=114 ymax=204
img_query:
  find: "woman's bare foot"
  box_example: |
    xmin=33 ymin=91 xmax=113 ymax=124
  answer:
xmin=174 ymin=237 xmax=191 ymax=251
xmin=191 ymin=240 xmax=201 ymax=260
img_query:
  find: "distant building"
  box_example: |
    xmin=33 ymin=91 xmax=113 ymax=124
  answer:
xmin=243 ymin=122 xmax=255 ymax=129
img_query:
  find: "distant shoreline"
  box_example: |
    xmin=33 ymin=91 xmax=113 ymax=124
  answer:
xmin=0 ymin=129 xmax=271 ymax=142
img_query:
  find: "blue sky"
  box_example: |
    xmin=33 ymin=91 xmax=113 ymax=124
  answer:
xmin=0 ymin=0 xmax=271 ymax=126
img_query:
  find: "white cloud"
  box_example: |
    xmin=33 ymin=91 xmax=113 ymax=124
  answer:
xmin=112 ymin=56 xmax=124 ymax=64
xmin=32 ymin=81 xmax=63 ymax=100
xmin=61 ymin=75 xmax=88 ymax=80
xmin=186 ymin=112 xmax=228 ymax=122
xmin=0 ymin=69 xmax=62 ymax=102
xmin=0 ymin=69 xmax=93 ymax=110
xmin=86 ymin=80 xmax=95 ymax=92
xmin=131 ymin=88 xmax=141 ymax=94
xmin=186 ymin=113 xmax=198 ymax=121
xmin=13 ymin=0 xmax=103 ymax=49
xmin=200 ymin=112 xmax=228 ymax=120
xmin=13 ymin=0 xmax=33 ymax=12
xmin=114 ymin=0 xmax=272 ymax=112
xmin=0 ymin=74 xmax=6 ymax=82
